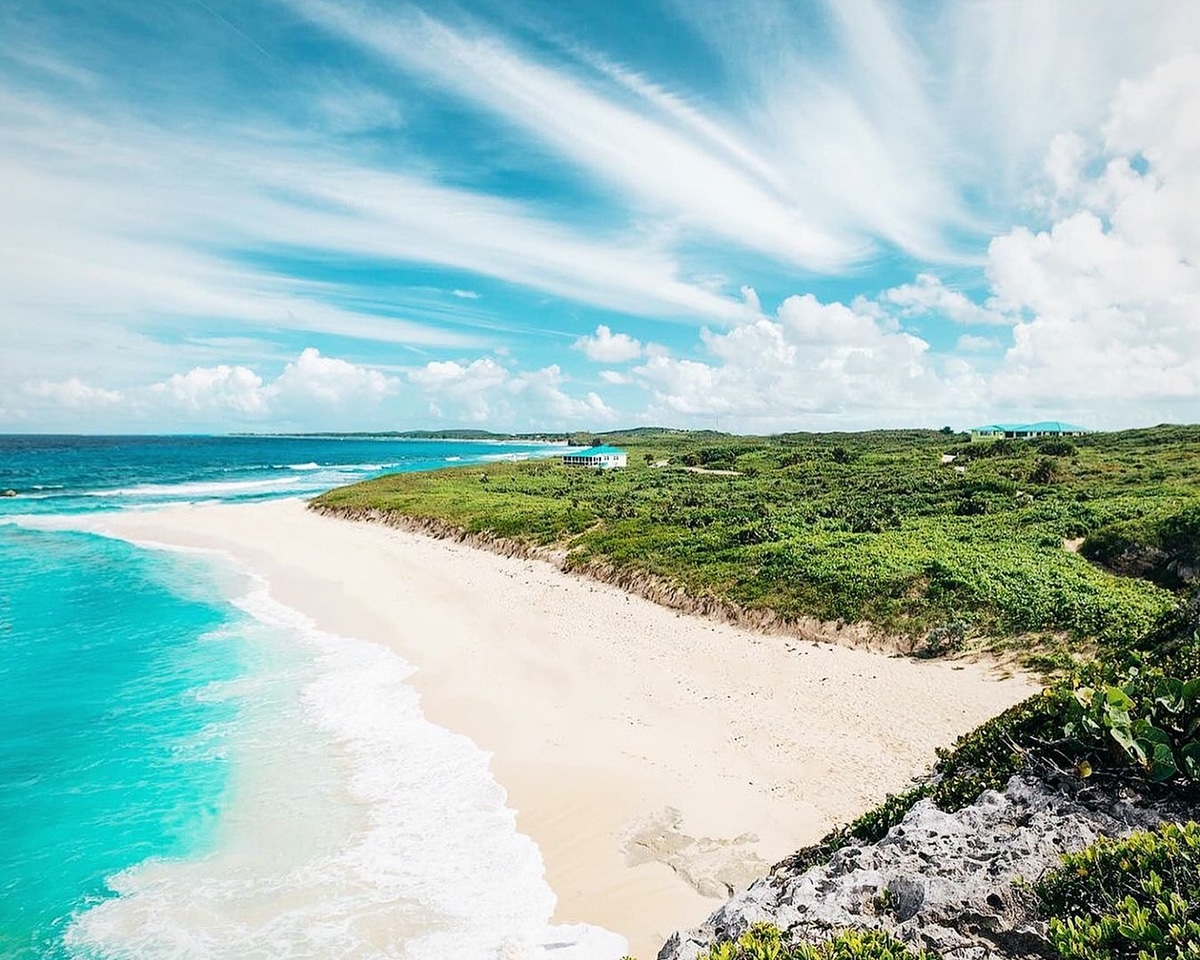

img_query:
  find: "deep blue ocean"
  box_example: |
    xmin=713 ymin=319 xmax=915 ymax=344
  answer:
xmin=0 ymin=436 xmax=620 ymax=960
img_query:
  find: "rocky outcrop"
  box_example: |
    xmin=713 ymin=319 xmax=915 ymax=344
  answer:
xmin=658 ymin=777 xmax=1164 ymax=960
xmin=308 ymin=503 xmax=912 ymax=654
xmin=1097 ymin=542 xmax=1198 ymax=587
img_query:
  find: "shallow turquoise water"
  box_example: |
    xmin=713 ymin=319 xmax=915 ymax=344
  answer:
xmin=0 ymin=525 xmax=241 ymax=958
xmin=0 ymin=436 xmax=619 ymax=960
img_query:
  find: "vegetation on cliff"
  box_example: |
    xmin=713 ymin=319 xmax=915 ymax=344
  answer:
xmin=1037 ymin=821 xmax=1200 ymax=960
xmin=695 ymin=924 xmax=935 ymax=960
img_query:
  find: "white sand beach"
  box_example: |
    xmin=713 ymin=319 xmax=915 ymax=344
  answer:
xmin=96 ymin=498 xmax=1038 ymax=959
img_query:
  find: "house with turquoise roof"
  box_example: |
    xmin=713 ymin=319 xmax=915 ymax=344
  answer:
xmin=561 ymin=445 xmax=628 ymax=469
xmin=970 ymin=421 xmax=1089 ymax=440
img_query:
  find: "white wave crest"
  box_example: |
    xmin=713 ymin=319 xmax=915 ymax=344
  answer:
xmin=67 ymin=578 xmax=626 ymax=960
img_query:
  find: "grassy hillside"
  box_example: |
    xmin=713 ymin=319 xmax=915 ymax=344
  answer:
xmin=313 ymin=425 xmax=1200 ymax=661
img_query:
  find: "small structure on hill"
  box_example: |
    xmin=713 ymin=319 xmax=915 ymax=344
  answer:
xmin=561 ymin=445 xmax=628 ymax=469
xmin=970 ymin=421 xmax=1088 ymax=441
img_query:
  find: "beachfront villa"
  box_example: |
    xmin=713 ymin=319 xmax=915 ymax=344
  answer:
xmin=561 ymin=445 xmax=628 ymax=469
xmin=970 ymin=421 xmax=1089 ymax=441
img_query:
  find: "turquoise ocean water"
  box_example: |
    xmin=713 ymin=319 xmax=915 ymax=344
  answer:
xmin=0 ymin=437 xmax=623 ymax=960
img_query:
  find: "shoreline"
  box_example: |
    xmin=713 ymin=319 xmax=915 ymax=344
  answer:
xmin=89 ymin=498 xmax=1039 ymax=959
xmin=308 ymin=503 xmax=917 ymax=656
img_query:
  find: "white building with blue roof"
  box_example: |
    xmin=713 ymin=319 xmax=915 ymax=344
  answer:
xmin=561 ymin=445 xmax=628 ymax=469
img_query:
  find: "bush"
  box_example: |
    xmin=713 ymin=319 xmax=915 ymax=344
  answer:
xmin=1029 ymin=457 xmax=1061 ymax=485
xmin=1055 ymin=668 xmax=1200 ymax=784
xmin=701 ymin=924 xmax=934 ymax=960
xmin=1034 ymin=438 xmax=1078 ymax=457
xmin=1036 ymin=822 xmax=1200 ymax=959
xmin=1082 ymin=500 xmax=1200 ymax=589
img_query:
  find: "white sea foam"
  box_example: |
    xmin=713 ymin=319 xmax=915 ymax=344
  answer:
xmin=277 ymin=462 xmax=387 ymax=472
xmin=66 ymin=571 xmax=627 ymax=960
xmin=84 ymin=477 xmax=304 ymax=498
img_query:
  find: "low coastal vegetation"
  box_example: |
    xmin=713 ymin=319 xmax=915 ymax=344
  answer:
xmin=314 ymin=425 xmax=1198 ymax=665
xmin=694 ymin=924 xmax=934 ymax=959
xmin=1038 ymin=821 xmax=1200 ymax=960
xmin=314 ymin=424 xmax=1200 ymax=959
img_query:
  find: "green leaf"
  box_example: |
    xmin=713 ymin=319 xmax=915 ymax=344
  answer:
xmin=1132 ymin=720 xmax=1173 ymax=746
xmin=1104 ymin=685 xmax=1135 ymax=711
xmin=1154 ymin=678 xmax=1185 ymax=712
xmin=1111 ymin=724 xmax=1140 ymax=759
xmin=1147 ymin=742 xmax=1178 ymax=781
xmin=1179 ymin=742 xmax=1200 ymax=780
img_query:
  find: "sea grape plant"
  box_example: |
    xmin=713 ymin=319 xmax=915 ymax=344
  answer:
xmin=1060 ymin=672 xmax=1200 ymax=783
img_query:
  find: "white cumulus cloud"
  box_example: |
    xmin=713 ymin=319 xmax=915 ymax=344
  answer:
xmin=21 ymin=377 xmax=123 ymax=409
xmin=880 ymin=273 xmax=1010 ymax=326
xmin=572 ymin=325 xmax=644 ymax=363
xmin=408 ymin=357 xmax=510 ymax=422
xmin=986 ymin=56 xmax=1200 ymax=415
xmin=149 ymin=365 xmax=269 ymax=416
xmin=409 ymin=356 xmax=616 ymax=425
xmin=269 ymin=347 xmax=396 ymax=410
xmin=632 ymin=293 xmax=979 ymax=429
xmin=11 ymin=349 xmax=400 ymax=429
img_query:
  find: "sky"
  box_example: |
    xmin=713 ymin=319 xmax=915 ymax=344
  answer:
xmin=3 ymin=0 xmax=1200 ymax=434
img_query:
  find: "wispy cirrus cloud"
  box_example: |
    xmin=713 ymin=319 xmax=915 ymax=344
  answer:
xmin=290 ymin=0 xmax=866 ymax=270
xmin=0 ymin=75 xmax=751 ymax=393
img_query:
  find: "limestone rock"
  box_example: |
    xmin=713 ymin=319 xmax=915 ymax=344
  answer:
xmin=658 ymin=776 xmax=1163 ymax=960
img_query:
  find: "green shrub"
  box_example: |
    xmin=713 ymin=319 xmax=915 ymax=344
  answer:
xmin=1036 ymin=822 xmax=1200 ymax=959
xmin=1029 ymin=457 xmax=1062 ymax=485
xmin=1082 ymin=499 xmax=1200 ymax=589
xmin=1157 ymin=628 xmax=1200 ymax=680
xmin=1056 ymin=668 xmax=1200 ymax=784
xmin=1036 ymin=439 xmax=1079 ymax=457
xmin=701 ymin=924 xmax=934 ymax=960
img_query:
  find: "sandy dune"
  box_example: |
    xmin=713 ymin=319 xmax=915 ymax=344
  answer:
xmin=96 ymin=499 xmax=1038 ymax=959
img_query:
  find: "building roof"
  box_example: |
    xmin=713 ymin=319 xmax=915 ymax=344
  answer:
xmin=971 ymin=421 xmax=1087 ymax=433
xmin=562 ymin=445 xmax=626 ymax=458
